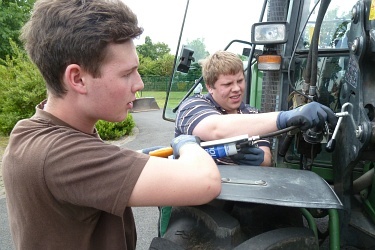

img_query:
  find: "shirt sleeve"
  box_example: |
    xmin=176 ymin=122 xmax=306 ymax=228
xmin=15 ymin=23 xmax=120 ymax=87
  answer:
xmin=254 ymin=139 xmax=271 ymax=148
xmin=175 ymin=97 xmax=221 ymax=137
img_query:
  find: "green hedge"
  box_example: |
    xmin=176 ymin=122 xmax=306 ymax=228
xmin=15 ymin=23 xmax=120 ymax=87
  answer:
xmin=96 ymin=115 xmax=135 ymax=140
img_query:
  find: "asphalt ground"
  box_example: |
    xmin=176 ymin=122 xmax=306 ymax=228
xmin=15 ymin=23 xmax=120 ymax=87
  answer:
xmin=0 ymin=108 xmax=175 ymax=250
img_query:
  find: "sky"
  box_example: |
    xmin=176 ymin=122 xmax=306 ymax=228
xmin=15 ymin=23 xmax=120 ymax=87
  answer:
xmin=123 ymin=0 xmax=265 ymax=55
xmin=123 ymin=0 xmax=186 ymax=52
xmin=123 ymin=0 xmax=359 ymax=55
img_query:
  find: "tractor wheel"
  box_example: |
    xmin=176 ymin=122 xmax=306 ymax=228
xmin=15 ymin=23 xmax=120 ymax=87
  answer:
xmin=161 ymin=202 xmax=307 ymax=249
xmin=162 ymin=204 xmax=243 ymax=249
xmin=233 ymin=227 xmax=319 ymax=250
xmin=229 ymin=202 xmax=304 ymax=238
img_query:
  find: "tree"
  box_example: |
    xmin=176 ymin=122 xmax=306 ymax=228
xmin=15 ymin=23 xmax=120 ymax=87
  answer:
xmin=136 ymin=36 xmax=171 ymax=60
xmin=136 ymin=36 xmax=175 ymax=77
xmin=138 ymin=53 xmax=174 ymax=77
xmin=185 ymin=38 xmax=209 ymax=63
xmin=138 ymin=55 xmax=159 ymax=75
xmin=0 ymin=0 xmax=35 ymax=60
xmin=155 ymin=53 xmax=175 ymax=76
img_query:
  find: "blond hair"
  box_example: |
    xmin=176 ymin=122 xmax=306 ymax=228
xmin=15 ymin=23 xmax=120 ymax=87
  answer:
xmin=201 ymin=51 xmax=244 ymax=89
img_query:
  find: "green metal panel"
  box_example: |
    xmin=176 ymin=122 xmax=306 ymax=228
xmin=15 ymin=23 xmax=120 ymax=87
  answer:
xmin=250 ymin=63 xmax=263 ymax=109
xmin=364 ymin=169 xmax=375 ymax=223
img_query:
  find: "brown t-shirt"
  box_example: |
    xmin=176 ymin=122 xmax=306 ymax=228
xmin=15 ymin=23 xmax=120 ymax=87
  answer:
xmin=2 ymin=104 xmax=150 ymax=249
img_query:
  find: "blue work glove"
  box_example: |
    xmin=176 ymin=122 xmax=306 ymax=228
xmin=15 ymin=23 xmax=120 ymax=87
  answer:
xmin=230 ymin=145 xmax=265 ymax=166
xmin=276 ymin=102 xmax=337 ymax=131
xmin=171 ymin=135 xmax=201 ymax=159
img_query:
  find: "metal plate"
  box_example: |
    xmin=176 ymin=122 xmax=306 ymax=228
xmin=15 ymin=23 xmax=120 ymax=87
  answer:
xmin=217 ymin=165 xmax=343 ymax=209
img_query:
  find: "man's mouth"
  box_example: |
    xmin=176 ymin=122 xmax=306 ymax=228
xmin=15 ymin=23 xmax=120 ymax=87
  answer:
xmin=127 ymin=101 xmax=134 ymax=109
xmin=230 ymin=94 xmax=241 ymax=100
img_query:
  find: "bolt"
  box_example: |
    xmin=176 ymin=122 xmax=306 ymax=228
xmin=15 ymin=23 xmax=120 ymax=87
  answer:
xmin=351 ymin=38 xmax=359 ymax=53
xmin=351 ymin=5 xmax=358 ymax=24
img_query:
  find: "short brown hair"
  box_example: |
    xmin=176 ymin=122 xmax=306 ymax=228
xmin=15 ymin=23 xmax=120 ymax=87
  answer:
xmin=21 ymin=0 xmax=143 ymax=97
xmin=201 ymin=51 xmax=244 ymax=89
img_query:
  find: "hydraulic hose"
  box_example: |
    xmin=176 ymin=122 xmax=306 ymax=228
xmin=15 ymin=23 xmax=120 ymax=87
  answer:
xmin=304 ymin=0 xmax=331 ymax=91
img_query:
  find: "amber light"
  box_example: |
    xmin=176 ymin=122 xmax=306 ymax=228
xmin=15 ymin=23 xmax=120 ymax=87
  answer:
xmin=257 ymin=55 xmax=282 ymax=71
xmin=258 ymin=55 xmax=281 ymax=63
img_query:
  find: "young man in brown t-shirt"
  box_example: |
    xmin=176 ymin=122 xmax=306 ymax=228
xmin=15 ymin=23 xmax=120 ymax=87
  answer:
xmin=1 ymin=1 xmax=221 ymax=249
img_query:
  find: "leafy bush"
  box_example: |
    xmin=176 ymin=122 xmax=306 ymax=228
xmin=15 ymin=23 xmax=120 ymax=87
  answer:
xmin=0 ymin=41 xmax=46 ymax=135
xmin=96 ymin=115 xmax=135 ymax=140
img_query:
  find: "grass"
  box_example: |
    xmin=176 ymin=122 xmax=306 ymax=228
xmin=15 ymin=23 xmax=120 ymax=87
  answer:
xmin=138 ymin=90 xmax=187 ymax=108
xmin=0 ymin=136 xmax=9 ymax=173
xmin=0 ymin=137 xmax=8 ymax=157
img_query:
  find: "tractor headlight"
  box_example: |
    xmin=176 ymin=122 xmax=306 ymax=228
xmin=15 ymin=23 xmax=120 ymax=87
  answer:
xmin=251 ymin=22 xmax=288 ymax=45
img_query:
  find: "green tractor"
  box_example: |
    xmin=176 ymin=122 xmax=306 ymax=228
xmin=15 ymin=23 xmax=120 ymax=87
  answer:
xmin=150 ymin=0 xmax=375 ymax=249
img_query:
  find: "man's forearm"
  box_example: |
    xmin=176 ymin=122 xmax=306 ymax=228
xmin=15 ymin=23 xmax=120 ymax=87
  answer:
xmin=193 ymin=112 xmax=280 ymax=141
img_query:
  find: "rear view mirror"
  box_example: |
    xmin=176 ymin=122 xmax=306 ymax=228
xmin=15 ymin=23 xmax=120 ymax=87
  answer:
xmin=177 ymin=46 xmax=195 ymax=73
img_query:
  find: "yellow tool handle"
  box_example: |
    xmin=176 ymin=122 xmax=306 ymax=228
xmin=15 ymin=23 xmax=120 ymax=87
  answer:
xmin=149 ymin=147 xmax=173 ymax=158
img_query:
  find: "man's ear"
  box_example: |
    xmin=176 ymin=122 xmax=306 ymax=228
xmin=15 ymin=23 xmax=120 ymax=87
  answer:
xmin=64 ymin=64 xmax=87 ymax=94
xmin=206 ymin=84 xmax=213 ymax=94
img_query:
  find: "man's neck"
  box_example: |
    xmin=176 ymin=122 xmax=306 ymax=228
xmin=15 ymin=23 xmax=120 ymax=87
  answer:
xmin=44 ymin=96 xmax=95 ymax=134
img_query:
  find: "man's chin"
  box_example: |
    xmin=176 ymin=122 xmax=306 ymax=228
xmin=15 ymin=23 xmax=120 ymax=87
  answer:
xmin=106 ymin=112 xmax=129 ymax=123
xmin=229 ymin=100 xmax=241 ymax=108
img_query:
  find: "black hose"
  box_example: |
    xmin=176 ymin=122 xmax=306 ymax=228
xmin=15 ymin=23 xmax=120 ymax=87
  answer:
xmin=288 ymin=0 xmax=320 ymax=101
xmin=304 ymin=0 xmax=332 ymax=90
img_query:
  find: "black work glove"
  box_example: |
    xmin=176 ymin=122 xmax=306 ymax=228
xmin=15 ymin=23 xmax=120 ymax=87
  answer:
xmin=276 ymin=102 xmax=337 ymax=131
xmin=230 ymin=145 xmax=265 ymax=166
xmin=171 ymin=135 xmax=201 ymax=159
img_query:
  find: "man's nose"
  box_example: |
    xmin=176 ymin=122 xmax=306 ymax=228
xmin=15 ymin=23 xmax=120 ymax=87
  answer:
xmin=134 ymin=72 xmax=144 ymax=92
xmin=232 ymin=82 xmax=241 ymax=91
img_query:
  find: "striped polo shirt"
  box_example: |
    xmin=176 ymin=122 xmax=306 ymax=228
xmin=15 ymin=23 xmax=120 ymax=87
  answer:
xmin=175 ymin=93 xmax=270 ymax=150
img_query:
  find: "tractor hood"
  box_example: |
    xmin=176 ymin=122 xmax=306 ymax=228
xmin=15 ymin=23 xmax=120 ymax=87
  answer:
xmin=217 ymin=165 xmax=343 ymax=209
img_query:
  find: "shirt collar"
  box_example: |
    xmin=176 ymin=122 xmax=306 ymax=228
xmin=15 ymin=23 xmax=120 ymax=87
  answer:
xmin=204 ymin=93 xmax=246 ymax=114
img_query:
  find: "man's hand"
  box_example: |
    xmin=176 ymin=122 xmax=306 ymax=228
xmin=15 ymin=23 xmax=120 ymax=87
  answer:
xmin=171 ymin=135 xmax=201 ymax=159
xmin=230 ymin=145 xmax=265 ymax=166
xmin=276 ymin=102 xmax=337 ymax=131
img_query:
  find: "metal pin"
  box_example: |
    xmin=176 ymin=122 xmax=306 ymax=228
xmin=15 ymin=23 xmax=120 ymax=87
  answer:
xmin=221 ymin=178 xmax=267 ymax=186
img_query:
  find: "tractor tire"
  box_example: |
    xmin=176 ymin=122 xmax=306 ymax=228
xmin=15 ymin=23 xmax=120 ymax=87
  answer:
xmin=233 ymin=227 xmax=319 ymax=250
xmin=162 ymin=204 xmax=243 ymax=249
xmin=161 ymin=202 xmax=307 ymax=250
xmin=148 ymin=237 xmax=185 ymax=250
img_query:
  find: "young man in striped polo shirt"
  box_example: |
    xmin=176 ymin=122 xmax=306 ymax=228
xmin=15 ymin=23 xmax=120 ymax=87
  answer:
xmin=175 ymin=50 xmax=337 ymax=166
